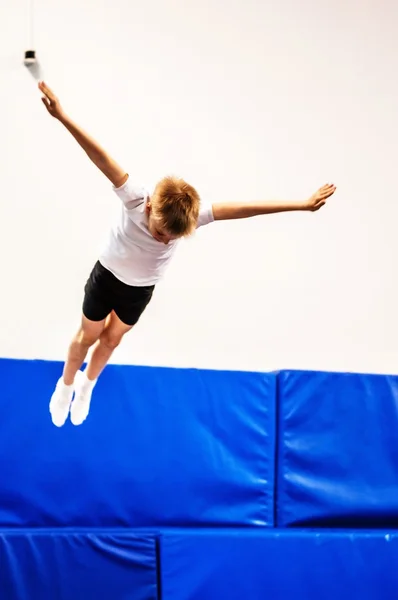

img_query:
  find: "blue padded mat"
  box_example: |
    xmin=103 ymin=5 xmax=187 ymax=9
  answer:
xmin=0 ymin=529 xmax=157 ymax=600
xmin=276 ymin=370 xmax=398 ymax=526
xmin=160 ymin=528 xmax=398 ymax=600
xmin=0 ymin=358 xmax=275 ymax=527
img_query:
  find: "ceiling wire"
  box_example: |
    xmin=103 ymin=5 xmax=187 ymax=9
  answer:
xmin=28 ymin=0 xmax=35 ymax=50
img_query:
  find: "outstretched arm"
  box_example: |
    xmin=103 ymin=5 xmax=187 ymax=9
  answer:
xmin=212 ymin=184 xmax=336 ymax=221
xmin=38 ymin=81 xmax=128 ymax=188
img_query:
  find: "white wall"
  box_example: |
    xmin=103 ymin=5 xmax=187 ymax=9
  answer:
xmin=0 ymin=0 xmax=397 ymax=374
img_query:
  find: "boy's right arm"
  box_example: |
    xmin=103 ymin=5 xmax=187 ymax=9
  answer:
xmin=38 ymin=81 xmax=128 ymax=188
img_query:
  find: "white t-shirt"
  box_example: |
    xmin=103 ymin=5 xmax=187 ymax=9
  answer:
xmin=99 ymin=176 xmax=214 ymax=286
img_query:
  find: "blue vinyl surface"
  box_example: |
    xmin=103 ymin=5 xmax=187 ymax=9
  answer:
xmin=276 ymin=370 xmax=398 ymax=526
xmin=0 ymin=529 xmax=157 ymax=600
xmin=2 ymin=359 xmax=398 ymax=597
xmin=160 ymin=528 xmax=398 ymax=600
xmin=0 ymin=358 xmax=275 ymax=527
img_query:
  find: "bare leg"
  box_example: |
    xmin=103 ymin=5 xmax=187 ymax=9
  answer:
xmin=69 ymin=312 xmax=132 ymax=426
xmin=50 ymin=315 xmax=108 ymax=427
xmin=62 ymin=315 xmax=107 ymax=385
xmin=85 ymin=311 xmax=133 ymax=381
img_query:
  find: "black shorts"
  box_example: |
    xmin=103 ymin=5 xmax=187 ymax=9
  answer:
xmin=82 ymin=261 xmax=155 ymax=326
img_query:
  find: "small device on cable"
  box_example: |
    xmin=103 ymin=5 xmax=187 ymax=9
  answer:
xmin=24 ymin=49 xmax=36 ymax=66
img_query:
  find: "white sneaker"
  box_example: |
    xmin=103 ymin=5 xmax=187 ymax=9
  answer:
xmin=49 ymin=377 xmax=74 ymax=427
xmin=70 ymin=370 xmax=96 ymax=426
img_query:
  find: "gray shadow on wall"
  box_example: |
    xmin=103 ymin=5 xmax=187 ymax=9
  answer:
xmin=23 ymin=51 xmax=44 ymax=82
xmin=24 ymin=61 xmax=44 ymax=82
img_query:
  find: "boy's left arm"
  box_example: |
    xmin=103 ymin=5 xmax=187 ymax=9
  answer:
xmin=212 ymin=183 xmax=336 ymax=221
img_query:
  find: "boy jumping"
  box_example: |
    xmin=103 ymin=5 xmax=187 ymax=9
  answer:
xmin=39 ymin=81 xmax=336 ymax=427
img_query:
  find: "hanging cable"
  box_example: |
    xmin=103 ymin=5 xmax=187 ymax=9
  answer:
xmin=24 ymin=0 xmax=37 ymax=66
xmin=28 ymin=0 xmax=34 ymax=50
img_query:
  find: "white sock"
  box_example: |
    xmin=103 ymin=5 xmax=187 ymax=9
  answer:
xmin=60 ymin=379 xmax=74 ymax=392
xmin=81 ymin=372 xmax=97 ymax=393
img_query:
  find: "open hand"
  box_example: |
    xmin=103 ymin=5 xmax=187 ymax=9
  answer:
xmin=38 ymin=81 xmax=64 ymax=120
xmin=306 ymin=183 xmax=336 ymax=211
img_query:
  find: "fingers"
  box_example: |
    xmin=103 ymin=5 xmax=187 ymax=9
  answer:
xmin=38 ymin=81 xmax=47 ymax=96
xmin=38 ymin=80 xmax=49 ymax=93
xmin=308 ymin=182 xmax=336 ymax=212
xmin=38 ymin=80 xmax=56 ymax=101
xmin=41 ymin=97 xmax=54 ymax=114
xmin=319 ymin=183 xmax=336 ymax=199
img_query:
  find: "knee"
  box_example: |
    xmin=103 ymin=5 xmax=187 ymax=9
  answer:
xmin=99 ymin=330 xmax=123 ymax=350
xmin=75 ymin=329 xmax=100 ymax=349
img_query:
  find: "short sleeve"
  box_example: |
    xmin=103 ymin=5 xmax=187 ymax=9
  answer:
xmin=196 ymin=203 xmax=214 ymax=229
xmin=113 ymin=176 xmax=148 ymax=210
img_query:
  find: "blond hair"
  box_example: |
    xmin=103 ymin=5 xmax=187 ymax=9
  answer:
xmin=151 ymin=176 xmax=200 ymax=237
